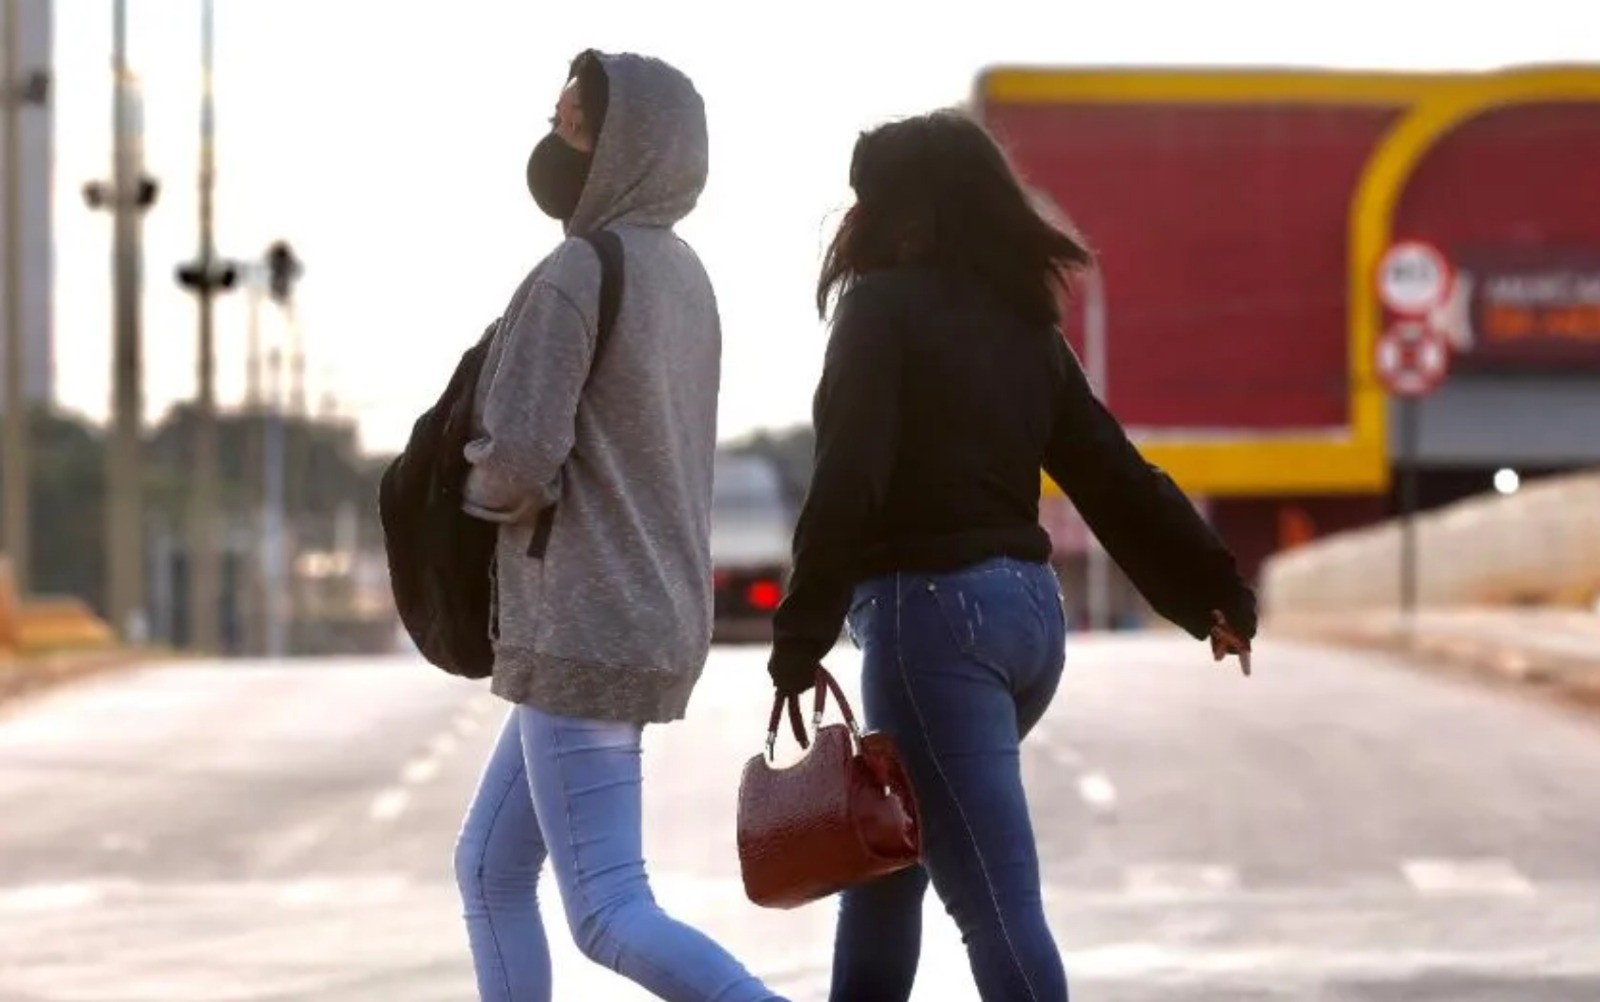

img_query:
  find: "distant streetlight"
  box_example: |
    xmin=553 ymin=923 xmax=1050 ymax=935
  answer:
xmin=84 ymin=0 xmax=161 ymax=642
xmin=176 ymin=0 xmax=240 ymax=653
xmin=2 ymin=0 xmax=45 ymax=593
xmin=1493 ymin=468 xmax=1520 ymax=496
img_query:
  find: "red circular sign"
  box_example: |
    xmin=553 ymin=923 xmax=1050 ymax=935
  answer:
xmin=1376 ymin=321 xmax=1450 ymax=396
xmin=1376 ymin=240 xmax=1455 ymax=316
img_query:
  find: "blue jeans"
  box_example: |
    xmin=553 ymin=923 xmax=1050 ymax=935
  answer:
xmin=456 ymin=704 xmax=785 ymax=1002
xmin=831 ymin=557 xmax=1069 ymax=1002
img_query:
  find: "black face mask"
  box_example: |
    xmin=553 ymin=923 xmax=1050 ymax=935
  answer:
xmin=526 ymin=132 xmax=592 ymax=222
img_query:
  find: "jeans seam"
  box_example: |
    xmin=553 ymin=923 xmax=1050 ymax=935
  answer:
xmin=547 ymin=718 xmax=599 ymax=955
xmin=479 ymin=738 xmax=526 ymax=1002
xmin=542 ymin=714 xmax=708 ymax=999
xmin=894 ymin=572 xmax=1041 ymax=1002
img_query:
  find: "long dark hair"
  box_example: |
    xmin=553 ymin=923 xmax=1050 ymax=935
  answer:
xmin=817 ymin=110 xmax=1093 ymax=323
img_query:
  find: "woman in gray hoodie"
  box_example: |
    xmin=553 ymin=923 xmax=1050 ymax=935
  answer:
xmin=453 ymin=50 xmax=786 ymax=1002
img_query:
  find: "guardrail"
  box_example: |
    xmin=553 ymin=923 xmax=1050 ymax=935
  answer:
xmin=1261 ymin=471 xmax=1600 ymax=615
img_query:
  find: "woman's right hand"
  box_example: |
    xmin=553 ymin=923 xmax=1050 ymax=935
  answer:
xmin=1209 ymin=609 xmax=1253 ymax=677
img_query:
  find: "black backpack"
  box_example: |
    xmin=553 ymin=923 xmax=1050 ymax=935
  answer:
xmin=378 ymin=231 xmax=625 ymax=678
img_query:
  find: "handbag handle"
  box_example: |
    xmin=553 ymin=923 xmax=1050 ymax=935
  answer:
xmin=765 ymin=666 xmax=864 ymax=761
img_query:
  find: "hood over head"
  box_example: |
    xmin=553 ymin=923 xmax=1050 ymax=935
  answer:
xmin=567 ymin=52 xmax=709 ymax=235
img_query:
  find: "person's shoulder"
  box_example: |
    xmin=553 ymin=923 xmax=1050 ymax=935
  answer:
xmin=833 ymin=267 xmax=941 ymax=332
xmin=842 ymin=265 xmax=938 ymax=306
xmin=529 ymin=235 xmax=606 ymax=297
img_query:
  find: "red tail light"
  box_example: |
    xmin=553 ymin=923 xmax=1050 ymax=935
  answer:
xmin=745 ymin=579 xmax=782 ymax=612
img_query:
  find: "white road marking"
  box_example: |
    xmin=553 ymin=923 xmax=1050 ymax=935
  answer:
xmin=273 ymin=876 xmax=412 ymax=907
xmin=1056 ymin=942 xmax=1600 ymax=981
xmin=368 ymin=788 xmax=410 ymax=822
xmin=276 ymin=879 xmax=339 ymax=906
xmin=2 ymin=875 xmax=1596 ymax=1000
xmin=400 ymin=756 xmax=441 ymax=785
xmin=0 ymin=872 xmax=1580 ymax=917
xmin=427 ymin=731 xmax=457 ymax=758
xmin=255 ymin=821 xmax=330 ymax=870
xmin=1402 ymin=857 xmax=1535 ymax=896
xmin=0 ymin=882 xmax=103 ymax=911
xmin=97 ymin=833 xmax=147 ymax=853
xmin=1077 ymin=771 xmax=1118 ymax=812
xmin=1123 ymin=863 xmax=1241 ymax=899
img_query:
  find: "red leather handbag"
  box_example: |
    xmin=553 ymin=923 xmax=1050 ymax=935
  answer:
xmin=736 ymin=666 xmax=921 ymax=909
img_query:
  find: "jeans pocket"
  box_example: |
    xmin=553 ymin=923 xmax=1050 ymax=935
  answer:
xmin=928 ymin=571 xmax=1045 ymax=675
xmin=845 ymin=593 xmax=877 ymax=650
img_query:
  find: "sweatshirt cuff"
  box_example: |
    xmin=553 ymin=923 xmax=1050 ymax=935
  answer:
xmin=463 ymin=465 xmax=542 ymax=523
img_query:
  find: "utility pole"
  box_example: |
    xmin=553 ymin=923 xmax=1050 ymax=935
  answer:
xmin=1 ymin=0 xmax=38 ymax=594
xmin=262 ymin=346 xmax=287 ymax=658
xmin=262 ymin=241 xmax=301 ymax=660
xmin=242 ymin=269 xmax=264 ymax=655
xmin=84 ymin=0 xmax=159 ymax=641
xmin=269 ymin=241 xmax=305 ymax=545
xmin=175 ymin=0 xmax=237 ymax=653
xmin=1081 ymin=268 xmax=1112 ymax=632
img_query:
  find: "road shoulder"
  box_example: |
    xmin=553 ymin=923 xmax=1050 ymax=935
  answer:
xmin=1272 ymin=608 xmax=1600 ymax=717
xmin=0 ymin=647 xmax=152 ymax=712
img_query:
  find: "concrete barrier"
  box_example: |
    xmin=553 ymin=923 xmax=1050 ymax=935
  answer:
xmin=1262 ymin=471 xmax=1600 ymax=615
xmin=0 ymin=557 xmax=19 ymax=651
xmin=0 ymin=558 xmax=119 ymax=655
xmin=13 ymin=596 xmax=117 ymax=653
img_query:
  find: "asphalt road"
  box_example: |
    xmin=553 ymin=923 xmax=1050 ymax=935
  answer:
xmin=2 ymin=635 xmax=1598 ymax=1001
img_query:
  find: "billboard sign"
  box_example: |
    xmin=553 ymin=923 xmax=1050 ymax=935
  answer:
xmin=1447 ymin=249 xmax=1600 ymax=369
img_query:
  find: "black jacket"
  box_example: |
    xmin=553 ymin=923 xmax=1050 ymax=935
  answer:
xmin=769 ymin=267 xmax=1256 ymax=681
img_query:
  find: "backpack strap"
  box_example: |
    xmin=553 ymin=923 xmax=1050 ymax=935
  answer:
xmin=578 ymin=230 xmax=626 ymax=387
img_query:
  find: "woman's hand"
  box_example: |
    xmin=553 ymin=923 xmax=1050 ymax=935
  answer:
xmin=768 ymin=651 xmax=818 ymax=700
xmin=1209 ymin=609 xmax=1253 ymax=676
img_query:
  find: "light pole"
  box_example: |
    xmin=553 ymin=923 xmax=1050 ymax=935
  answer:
xmin=262 ymin=345 xmax=287 ymax=658
xmin=1081 ymin=268 xmax=1112 ymax=632
xmin=262 ymin=241 xmax=301 ymax=660
xmin=1 ymin=0 xmax=46 ymax=594
xmin=242 ymin=268 xmax=264 ymax=654
xmin=84 ymin=0 xmax=159 ymax=641
xmin=175 ymin=0 xmax=237 ymax=653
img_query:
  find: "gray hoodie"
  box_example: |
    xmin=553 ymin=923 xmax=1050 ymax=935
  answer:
xmin=463 ymin=53 xmax=719 ymax=723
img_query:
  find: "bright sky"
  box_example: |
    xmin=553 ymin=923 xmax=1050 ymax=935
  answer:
xmin=47 ymin=0 xmax=1600 ymax=455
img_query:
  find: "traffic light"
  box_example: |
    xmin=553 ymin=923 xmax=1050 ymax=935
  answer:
xmin=82 ymin=177 xmax=159 ymax=210
xmin=175 ymin=260 xmax=239 ymax=292
xmin=265 ymin=241 xmax=302 ymax=302
xmin=18 ymin=69 xmax=50 ymax=106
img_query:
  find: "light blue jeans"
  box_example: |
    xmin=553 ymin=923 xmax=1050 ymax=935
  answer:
xmin=455 ymin=703 xmax=785 ymax=1002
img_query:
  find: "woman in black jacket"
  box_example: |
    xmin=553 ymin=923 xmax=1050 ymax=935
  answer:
xmin=766 ymin=110 xmax=1256 ymax=1002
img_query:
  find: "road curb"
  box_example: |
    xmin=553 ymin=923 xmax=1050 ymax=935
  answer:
xmin=1276 ymin=618 xmax=1600 ymax=715
xmin=0 ymin=647 xmax=153 ymax=711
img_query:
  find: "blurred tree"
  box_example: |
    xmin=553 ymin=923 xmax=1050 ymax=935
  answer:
xmin=0 ymin=406 xmax=392 ymax=615
xmin=26 ymin=408 xmax=108 ymax=602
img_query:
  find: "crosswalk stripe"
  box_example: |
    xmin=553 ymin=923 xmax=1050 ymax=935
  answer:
xmin=0 ymin=863 xmax=1569 ymax=915
xmin=1122 ymin=863 xmax=1240 ymax=898
xmin=0 ymin=882 xmax=103 ymax=911
xmin=1401 ymin=857 xmax=1535 ymax=895
xmin=368 ymin=788 xmax=410 ymax=822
